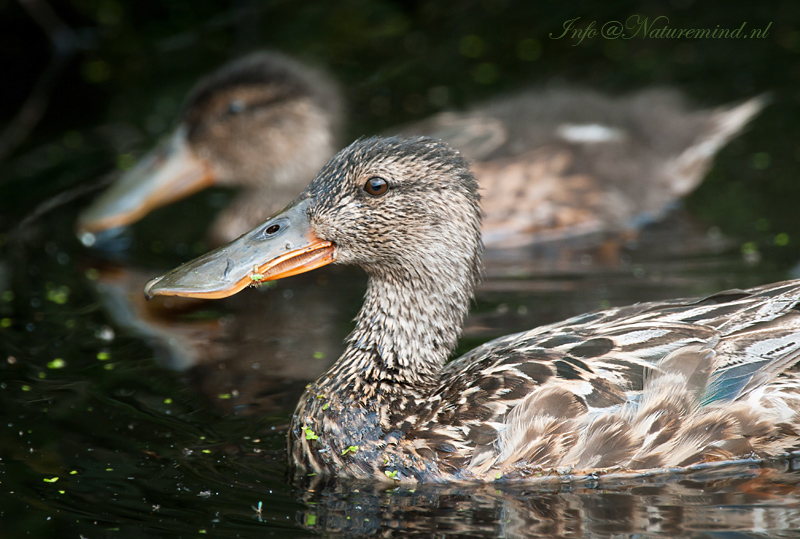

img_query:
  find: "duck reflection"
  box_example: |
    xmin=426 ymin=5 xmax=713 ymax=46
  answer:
xmin=86 ymin=261 xmax=357 ymax=415
xmin=292 ymin=460 xmax=800 ymax=537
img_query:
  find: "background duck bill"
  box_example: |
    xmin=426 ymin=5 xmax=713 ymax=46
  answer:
xmin=77 ymin=126 xmax=216 ymax=236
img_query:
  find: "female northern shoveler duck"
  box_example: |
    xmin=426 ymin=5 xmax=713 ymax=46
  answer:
xmin=78 ymin=51 xmax=764 ymax=249
xmin=145 ymin=137 xmax=800 ymax=483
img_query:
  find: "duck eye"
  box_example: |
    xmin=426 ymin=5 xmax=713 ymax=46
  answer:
xmin=364 ymin=177 xmax=388 ymax=197
xmin=227 ymin=100 xmax=246 ymax=115
xmin=260 ymin=218 xmax=289 ymax=239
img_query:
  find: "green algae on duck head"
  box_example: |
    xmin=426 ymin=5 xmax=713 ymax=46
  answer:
xmin=146 ymin=136 xmax=800 ymax=484
xmin=77 ymin=51 xmax=343 ymax=247
xmin=78 ymin=51 xmax=765 ymax=250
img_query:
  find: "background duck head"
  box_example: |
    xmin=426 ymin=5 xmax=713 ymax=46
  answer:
xmin=76 ymin=51 xmax=344 ymax=246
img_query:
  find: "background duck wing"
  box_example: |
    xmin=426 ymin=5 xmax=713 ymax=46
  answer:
xmin=398 ymin=89 xmax=765 ymax=248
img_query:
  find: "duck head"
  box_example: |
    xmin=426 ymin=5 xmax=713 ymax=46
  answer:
xmin=78 ymin=51 xmax=343 ymax=246
xmin=145 ymin=136 xmax=482 ymax=328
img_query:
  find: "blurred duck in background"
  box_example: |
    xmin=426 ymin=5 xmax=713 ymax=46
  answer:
xmin=76 ymin=50 xmax=764 ymax=250
xmin=77 ymin=51 xmax=345 ymax=247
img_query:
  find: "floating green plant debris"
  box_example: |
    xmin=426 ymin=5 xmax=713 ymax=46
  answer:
xmin=322 ymin=402 xmax=330 ymax=410
xmin=47 ymin=358 xmax=66 ymax=369
xmin=163 ymin=398 xmax=173 ymax=404
xmin=306 ymin=514 xmax=316 ymax=526
xmin=97 ymin=352 xmax=110 ymax=361
xmin=341 ymin=445 xmax=359 ymax=456
xmin=313 ymin=351 xmax=324 ymax=359
xmin=46 ymin=284 xmax=70 ymax=305
xmin=43 ymin=477 xmax=59 ymax=483
xmin=218 ymin=393 xmax=231 ymax=399
xmin=384 ymin=470 xmax=398 ymax=479
xmin=0 ymin=318 xmax=11 ymax=328
xmin=302 ymin=426 xmax=319 ymax=440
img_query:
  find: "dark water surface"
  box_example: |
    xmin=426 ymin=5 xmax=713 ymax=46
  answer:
xmin=2 ymin=1 xmax=800 ymax=537
xmin=4 ymin=208 xmax=800 ymax=538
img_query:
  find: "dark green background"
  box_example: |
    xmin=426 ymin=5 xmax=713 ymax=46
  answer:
xmin=1 ymin=0 xmax=798 ymax=261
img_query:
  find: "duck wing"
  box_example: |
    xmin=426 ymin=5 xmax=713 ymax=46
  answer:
xmin=408 ymin=281 xmax=800 ymax=477
xmin=455 ymin=280 xmax=800 ymax=394
xmin=396 ymin=111 xmax=509 ymax=162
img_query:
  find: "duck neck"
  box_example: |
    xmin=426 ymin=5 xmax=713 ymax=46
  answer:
xmin=322 ymin=266 xmax=473 ymax=398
